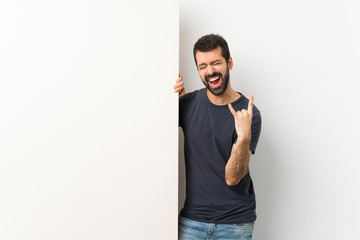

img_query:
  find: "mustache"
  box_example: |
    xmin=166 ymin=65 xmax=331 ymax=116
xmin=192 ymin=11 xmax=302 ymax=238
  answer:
xmin=205 ymin=72 xmax=222 ymax=82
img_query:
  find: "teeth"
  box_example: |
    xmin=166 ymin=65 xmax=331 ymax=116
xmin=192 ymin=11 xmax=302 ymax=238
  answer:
xmin=209 ymin=76 xmax=220 ymax=82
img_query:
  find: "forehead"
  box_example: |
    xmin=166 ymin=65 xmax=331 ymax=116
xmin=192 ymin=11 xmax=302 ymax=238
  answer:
xmin=195 ymin=46 xmax=224 ymax=65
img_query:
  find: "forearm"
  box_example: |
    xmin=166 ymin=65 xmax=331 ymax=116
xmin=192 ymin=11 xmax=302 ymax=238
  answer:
xmin=225 ymin=139 xmax=251 ymax=186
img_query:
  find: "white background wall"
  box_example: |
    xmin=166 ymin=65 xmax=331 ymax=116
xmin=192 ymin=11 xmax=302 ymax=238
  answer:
xmin=0 ymin=1 xmax=178 ymax=239
xmin=179 ymin=0 xmax=360 ymax=239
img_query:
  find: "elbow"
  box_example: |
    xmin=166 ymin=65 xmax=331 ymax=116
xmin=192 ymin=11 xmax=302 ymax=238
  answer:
xmin=225 ymin=163 xmax=249 ymax=186
xmin=225 ymin=172 xmax=247 ymax=186
xmin=225 ymin=177 xmax=240 ymax=186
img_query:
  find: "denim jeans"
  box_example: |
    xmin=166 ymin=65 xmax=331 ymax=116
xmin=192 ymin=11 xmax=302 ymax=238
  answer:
xmin=178 ymin=216 xmax=254 ymax=240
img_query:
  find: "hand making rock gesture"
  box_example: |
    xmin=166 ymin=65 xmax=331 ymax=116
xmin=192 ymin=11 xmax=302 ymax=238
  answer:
xmin=228 ymin=94 xmax=254 ymax=143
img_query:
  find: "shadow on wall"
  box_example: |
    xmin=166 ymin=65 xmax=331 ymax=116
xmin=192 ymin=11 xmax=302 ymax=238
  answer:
xmin=251 ymin=131 xmax=278 ymax=239
xmin=178 ymin=129 xmax=186 ymax=213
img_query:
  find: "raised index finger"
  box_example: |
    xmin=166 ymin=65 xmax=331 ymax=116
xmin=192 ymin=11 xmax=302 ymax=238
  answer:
xmin=248 ymin=94 xmax=254 ymax=116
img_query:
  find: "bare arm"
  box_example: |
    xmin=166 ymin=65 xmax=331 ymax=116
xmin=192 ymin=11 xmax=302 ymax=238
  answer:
xmin=225 ymin=142 xmax=252 ymax=186
xmin=225 ymin=94 xmax=254 ymax=186
xmin=173 ymin=73 xmax=185 ymax=98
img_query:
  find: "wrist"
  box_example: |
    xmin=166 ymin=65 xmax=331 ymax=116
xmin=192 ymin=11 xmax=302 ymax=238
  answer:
xmin=232 ymin=138 xmax=250 ymax=153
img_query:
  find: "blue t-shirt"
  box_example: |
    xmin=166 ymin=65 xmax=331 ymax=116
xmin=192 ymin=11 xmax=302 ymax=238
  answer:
xmin=179 ymin=88 xmax=262 ymax=224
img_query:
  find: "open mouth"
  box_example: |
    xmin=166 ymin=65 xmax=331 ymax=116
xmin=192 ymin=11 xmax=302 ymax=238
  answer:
xmin=208 ymin=76 xmax=221 ymax=88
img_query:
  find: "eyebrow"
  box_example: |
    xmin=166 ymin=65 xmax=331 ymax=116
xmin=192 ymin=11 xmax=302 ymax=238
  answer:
xmin=212 ymin=59 xmax=222 ymax=64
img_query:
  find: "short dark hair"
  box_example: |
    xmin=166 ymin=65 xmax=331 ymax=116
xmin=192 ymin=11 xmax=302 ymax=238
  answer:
xmin=193 ymin=34 xmax=231 ymax=66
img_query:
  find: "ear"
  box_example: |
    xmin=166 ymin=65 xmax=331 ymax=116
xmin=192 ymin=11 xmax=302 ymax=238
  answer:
xmin=228 ymin=56 xmax=233 ymax=70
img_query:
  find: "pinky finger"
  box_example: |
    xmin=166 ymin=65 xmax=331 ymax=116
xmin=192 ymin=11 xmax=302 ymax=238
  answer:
xmin=228 ymin=103 xmax=237 ymax=116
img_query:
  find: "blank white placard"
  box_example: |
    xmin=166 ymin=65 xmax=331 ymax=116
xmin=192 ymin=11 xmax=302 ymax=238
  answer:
xmin=0 ymin=1 xmax=178 ymax=239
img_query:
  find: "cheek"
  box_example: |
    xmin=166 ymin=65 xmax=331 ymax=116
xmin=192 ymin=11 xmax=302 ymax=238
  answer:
xmin=201 ymin=76 xmax=207 ymax=83
xmin=198 ymin=71 xmax=206 ymax=80
xmin=217 ymin=66 xmax=227 ymax=74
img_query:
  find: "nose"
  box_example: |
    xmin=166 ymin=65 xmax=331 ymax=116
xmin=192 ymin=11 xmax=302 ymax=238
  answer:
xmin=206 ymin=65 xmax=215 ymax=76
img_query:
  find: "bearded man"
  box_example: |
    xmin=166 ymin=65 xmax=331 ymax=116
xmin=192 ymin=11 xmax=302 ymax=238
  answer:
xmin=173 ymin=34 xmax=262 ymax=240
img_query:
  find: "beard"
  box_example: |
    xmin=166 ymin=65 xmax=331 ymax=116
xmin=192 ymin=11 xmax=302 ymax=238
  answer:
xmin=202 ymin=66 xmax=230 ymax=96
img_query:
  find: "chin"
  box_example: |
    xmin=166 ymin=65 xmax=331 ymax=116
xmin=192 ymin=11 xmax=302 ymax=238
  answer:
xmin=209 ymin=85 xmax=227 ymax=96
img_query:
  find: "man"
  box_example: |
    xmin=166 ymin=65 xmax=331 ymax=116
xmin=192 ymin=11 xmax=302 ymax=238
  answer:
xmin=173 ymin=34 xmax=262 ymax=240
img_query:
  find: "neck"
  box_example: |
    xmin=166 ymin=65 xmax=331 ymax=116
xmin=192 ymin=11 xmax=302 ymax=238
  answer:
xmin=207 ymin=83 xmax=240 ymax=106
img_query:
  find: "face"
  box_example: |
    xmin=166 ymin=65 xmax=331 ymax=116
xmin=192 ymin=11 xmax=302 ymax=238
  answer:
xmin=195 ymin=46 xmax=233 ymax=96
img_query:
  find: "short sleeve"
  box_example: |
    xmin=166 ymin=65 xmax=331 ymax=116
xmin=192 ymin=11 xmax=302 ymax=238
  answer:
xmin=250 ymin=108 xmax=262 ymax=154
xmin=179 ymin=93 xmax=190 ymax=128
